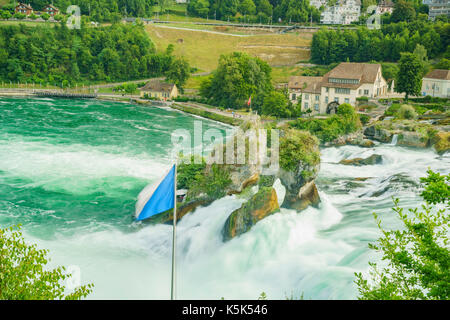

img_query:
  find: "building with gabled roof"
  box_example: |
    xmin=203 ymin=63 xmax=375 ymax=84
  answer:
xmin=43 ymin=4 xmax=60 ymax=17
xmin=139 ymin=80 xmax=178 ymax=100
xmin=15 ymin=3 xmax=33 ymax=16
xmin=421 ymin=69 xmax=450 ymax=98
xmin=288 ymin=62 xmax=389 ymax=114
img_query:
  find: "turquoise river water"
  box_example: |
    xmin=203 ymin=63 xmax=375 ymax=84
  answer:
xmin=0 ymin=97 xmax=448 ymax=299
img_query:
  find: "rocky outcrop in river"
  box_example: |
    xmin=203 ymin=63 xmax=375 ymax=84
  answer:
xmin=149 ymin=119 xmax=322 ymax=241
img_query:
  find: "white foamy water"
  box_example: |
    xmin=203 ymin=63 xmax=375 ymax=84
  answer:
xmin=2 ymin=97 xmax=448 ymax=300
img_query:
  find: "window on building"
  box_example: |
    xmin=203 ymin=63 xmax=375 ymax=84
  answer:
xmin=315 ymin=95 xmax=319 ymax=101
xmin=329 ymin=78 xmax=359 ymax=84
xmin=326 ymin=87 xmax=329 ymax=93
xmin=305 ymin=94 xmax=309 ymax=99
xmin=314 ymin=104 xmax=319 ymax=111
xmin=335 ymin=97 xmax=339 ymax=103
xmin=364 ymin=89 xmax=369 ymax=95
xmin=304 ymin=102 xmax=309 ymax=109
xmin=292 ymin=93 xmax=296 ymax=100
xmin=345 ymin=98 xmax=350 ymax=103
xmin=335 ymin=88 xmax=350 ymax=94
xmin=325 ymin=96 xmax=329 ymax=103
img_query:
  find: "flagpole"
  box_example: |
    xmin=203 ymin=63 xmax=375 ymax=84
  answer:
xmin=171 ymin=163 xmax=177 ymax=300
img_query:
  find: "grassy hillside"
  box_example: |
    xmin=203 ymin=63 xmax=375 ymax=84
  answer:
xmin=146 ymin=24 xmax=311 ymax=72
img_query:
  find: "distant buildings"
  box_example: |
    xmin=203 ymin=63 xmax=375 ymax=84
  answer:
xmin=43 ymin=4 xmax=60 ymax=17
xmin=320 ymin=0 xmax=361 ymax=25
xmin=15 ymin=3 xmax=33 ymax=16
xmin=423 ymin=0 xmax=450 ymax=20
xmin=309 ymin=0 xmax=327 ymax=9
xmin=14 ymin=3 xmax=60 ymax=17
xmin=288 ymin=63 xmax=389 ymax=114
xmin=139 ymin=80 xmax=178 ymax=100
xmin=376 ymin=0 xmax=395 ymax=15
xmin=421 ymin=69 xmax=450 ymax=98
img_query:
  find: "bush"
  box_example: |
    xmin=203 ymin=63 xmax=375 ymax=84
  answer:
xmin=13 ymin=12 xmax=26 ymax=20
xmin=0 ymin=225 xmax=93 ymax=299
xmin=356 ymin=96 xmax=369 ymax=102
xmin=291 ymin=104 xmax=361 ymax=143
xmin=177 ymin=156 xmax=206 ymax=190
xmin=397 ymin=104 xmax=418 ymax=119
xmin=359 ymin=114 xmax=370 ymax=125
xmin=355 ymin=170 xmax=450 ymax=300
xmin=384 ymin=103 xmax=401 ymax=116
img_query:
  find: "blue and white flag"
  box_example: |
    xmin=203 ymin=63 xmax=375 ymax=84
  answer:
xmin=135 ymin=164 xmax=175 ymax=221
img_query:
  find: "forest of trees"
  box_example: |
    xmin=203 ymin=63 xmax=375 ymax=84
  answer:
xmin=0 ymin=22 xmax=178 ymax=85
xmin=188 ymin=0 xmax=321 ymax=23
xmin=1 ymin=0 xmax=447 ymax=24
xmin=311 ymin=20 xmax=450 ymax=65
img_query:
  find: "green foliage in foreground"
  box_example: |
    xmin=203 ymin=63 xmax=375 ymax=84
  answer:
xmin=0 ymin=225 xmax=93 ymax=300
xmin=355 ymin=170 xmax=449 ymax=300
xmin=290 ymin=104 xmax=361 ymax=143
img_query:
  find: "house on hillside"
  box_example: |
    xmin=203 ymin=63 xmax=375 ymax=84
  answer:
xmin=320 ymin=0 xmax=361 ymax=25
xmin=421 ymin=69 xmax=450 ymax=98
xmin=423 ymin=0 xmax=450 ymax=20
xmin=288 ymin=63 xmax=389 ymax=114
xmin=43 ymin=4 xmax=60 ymax=17
xmin=139 ymin=80 xmax=178 ymax=100
xmin=376 ymin=0 xmax=395 ymax=14
xmin=15 ymin=3 xmax=33 ymax=16
xmin=309 ymin=0 xmax=327 ymax=9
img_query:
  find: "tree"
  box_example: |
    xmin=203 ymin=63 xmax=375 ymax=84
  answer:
xmin=391 ymin=0 xmax=416 ymax=23
xmin=395 ymin=52 xmax=423 ymax=101
xmin=0 ymin=10 xmax=12 ymax=20
xmin=187 ymin=0 xmax=210 ymax=18
xmin=261 ymin=91 xmax=291 ymax=118
xmin=355 ymin=170 xmax=449 ymax=300
xmin=40 ymin=12 xmax=50 ymax=21
xmin=0 ymin=225 xmax=93 ymax=300
xmin=165 ymin=57 xmax=191 ymax=93
xmin=200 ymin=52 xmax=273 ymax=110
xmin=124 ymin=83 xmax=138 ymax=96
xmin=159 ymin=0 xmax=174 ymax=14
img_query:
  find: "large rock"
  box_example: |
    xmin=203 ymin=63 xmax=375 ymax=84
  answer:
xmin=396 ymin=131 xmax=429 ymax=148
xmin=326 ymin=132 xmax=375 ymax=148
xmin=288 ymin=180 xmax=320 ymax=211
xmin=364 ymin=125 xmax=393 ymax=143
xmin=339 ymin=154 xmax=383 ymax=166
xmin=432 ymin=131 xmax=450 ymax=154
xmin=222 ymin=187 xmax=280 ymax=241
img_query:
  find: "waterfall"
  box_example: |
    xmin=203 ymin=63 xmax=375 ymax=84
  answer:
xmin=390 ymin=134 xmax=398 ymax=146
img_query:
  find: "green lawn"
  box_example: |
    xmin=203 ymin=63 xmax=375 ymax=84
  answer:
xmin=146 ymin=24 xmax=311 ymax=72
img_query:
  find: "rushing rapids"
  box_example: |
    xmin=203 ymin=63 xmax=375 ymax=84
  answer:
xmin=0 ymin=97 xmax=448 ymax=299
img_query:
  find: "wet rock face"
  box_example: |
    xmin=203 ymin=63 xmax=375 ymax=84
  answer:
xmin=325 ymin=132 xmax=375 ymax=148
xmin=433 ymin=131 xmax=450 ymax=154
xmin=396 ymin=131 xmax=429 ymax=148
xmin=222 ymin=187 xmax=280 ymax=241
xmin=364 ymin=126 xmax=393 ymax=143
xmin=339 ymin=154 xmax=383 ymax=166
xmin=278 ymin=165 xmax=320 ymax=210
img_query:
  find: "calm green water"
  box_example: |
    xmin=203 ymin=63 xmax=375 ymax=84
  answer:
xmin=0 ymin=97 xmax=448 ymax=299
